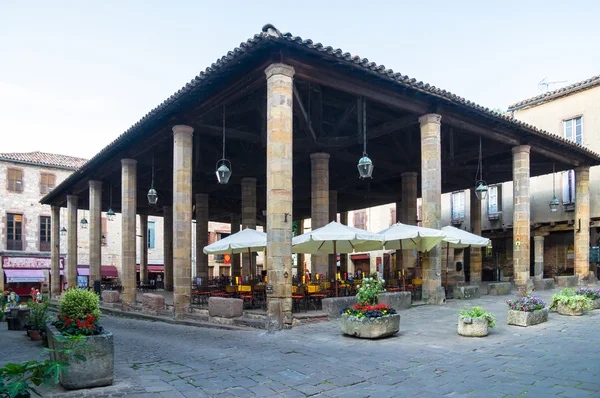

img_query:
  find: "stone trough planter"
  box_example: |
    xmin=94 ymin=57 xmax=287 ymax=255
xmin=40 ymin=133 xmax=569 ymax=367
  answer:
xmin=47 ymin=324 xmax=114 ymax=389
xmin=340 ymin=314 xmax=400 ymax=339
xmin=507 ymin=308 xmax=549 ymax=327
xmin=556 ymin=303 xmax=584 ymax=316
xmin=457 ymin=316 xmax=489 ymax=337
xmin=591 ymin=299 xmax=600 ymax=310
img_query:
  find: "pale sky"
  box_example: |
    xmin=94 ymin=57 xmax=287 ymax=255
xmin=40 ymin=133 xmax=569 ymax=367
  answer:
xmin=1 ymin=0 xmax=598 ymax=159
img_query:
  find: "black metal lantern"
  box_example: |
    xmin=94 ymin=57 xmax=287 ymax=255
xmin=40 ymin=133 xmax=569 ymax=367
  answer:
xmin=474 ymin=137 xmax=487 ymax=200
xmin=549 ymin=163 xmax=560 ymax=212
xmin=80 ymin=215 xmax=88 ymax=229
xmin=106 ymin=207 xmax=116 ymax=221
xmin=147 ymin=154 xmax=158 ymax=205
xmin=216 ymin=105 xmax=232 ymax=184
xmin=60 ymin=226 xmax=67 ymax=236
xmin=101 ymin=234 xmax=106 ymax=245
xmin=357 ymin=98 xmax=373 ymax=179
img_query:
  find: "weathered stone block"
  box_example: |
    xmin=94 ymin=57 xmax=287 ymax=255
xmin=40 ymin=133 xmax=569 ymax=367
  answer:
xmin=423 ymin=286 xmax=446 ymax=304
xmin=209 ymin=297 xmax=243 ymax=318
xmin=47 ymin=324 xmax=114 ymax=389
xmin=453 ymin=285 xmax=480 ymax=300
xmin=556 ymin=302 xmax=584 ymax=316
xmin=142 ymin=293 xmax=165 ymax=314
xmin=457 ymin=316 xmax=489 ymax=337
xmin=101 ymin=291 xmax=120 ymax=303
xmin=507 ymin=308 xmax=549 ymax=327
xmin=340 ymin=314 xmax=400 ymax=339
xmin=554 ymin=276 xmax=579 ymax=288
xmin=487 ymin=282 xmax=512 ymax=296
xmin=322 ymin=296 xmax=357 ymax=319
xmin=378 ymin=292 xmax=411 ymax=310
xmin=533 ymin=278 xmax=555 ymax=290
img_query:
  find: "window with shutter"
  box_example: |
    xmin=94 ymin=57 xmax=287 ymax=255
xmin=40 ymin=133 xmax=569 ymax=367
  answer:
xmin=7 ymin=169 xmax=24 ymax=192
xmin=562 ymin=170 xmax=576 ymax=209
xmin=40 ymin=173 xmax=56 ymax=194
xmin=40 ymin=216 xmax=51 ymax=251
xmin=7 ymin=213 xmax=23 ymax=250
xmin=563 ymin=116 xmax=583 ymax=145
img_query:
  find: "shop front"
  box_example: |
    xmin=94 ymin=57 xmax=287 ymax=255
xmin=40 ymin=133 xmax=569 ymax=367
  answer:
xmin=1 ymin=255 xmax=64 ymax=296
xmin=76 ymin=265 xmax=120 ymax=288
xmin=135 ymin=264 xmax=165 ymax=288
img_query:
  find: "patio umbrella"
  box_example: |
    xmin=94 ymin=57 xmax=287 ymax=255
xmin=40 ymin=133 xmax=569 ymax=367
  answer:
xmin=203 ymin=228 xmax=267 ymax=298
xmin=292 ymin=221 xmax=384 ymax=296
xmin=441 ymin=226 xmax=490 ymax=291
xmin=377 ymin=223 xmax=446 ymax=291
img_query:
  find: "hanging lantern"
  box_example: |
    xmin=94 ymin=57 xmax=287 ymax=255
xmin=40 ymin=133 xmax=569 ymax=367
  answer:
xmin=216 ymin=160 xmax=232 ymax=184
xmin=216 ymin=105 xmax=232 ymax=184
xmin=106 ymin=208 xmax=116 ymax=221
xmin=80 ymin=216 xmax=88 ymax=229
xmin=60 ymin=226 xmax=67 ymax=236
xmin=148 ymin=154 xmax=158 ymax=205
xmin=101 ymin=234 xmax=106 ymax=245
xmin=549 ymin=163 xmax=560 ymax=213
xmin=357 ymin=98 xmax=374 ymax=179
xmin=475 ymin=180 xmax=488 ymax=201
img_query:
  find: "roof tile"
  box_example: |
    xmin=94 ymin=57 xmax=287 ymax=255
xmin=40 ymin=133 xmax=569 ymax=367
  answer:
xmin=509 ymin=75 xmax=600 ymax=110
xmin=0 ymin=151 xmax=87 ymax=169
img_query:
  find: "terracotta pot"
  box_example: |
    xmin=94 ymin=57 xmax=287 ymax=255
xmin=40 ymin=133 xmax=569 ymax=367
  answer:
xmin=29 ymin=330 xmax=42 ymax=341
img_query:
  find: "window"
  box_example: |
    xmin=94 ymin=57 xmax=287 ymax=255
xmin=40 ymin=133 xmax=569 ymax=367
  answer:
xmin=451 ymin=191 xmax=466 ymax=222
xmin=487 ymin=185 xmax=502 ymax=217
xmin=563 ymin=116 xmax=582 ymax=145
xmin=40 ymin=216 xmax=51 ymax=251
xmin=562 ymin=170 xmax=576 ymax=205
xmin=353 ymin=210 xmax=367 ymax=230
xmin=7 ymin=213 xmax=23 ymax=250
xmin=147 ymin=221 xmax=155 ymax=249
xmin=101 ymin=217 xmax=108 ymax=246
xmin=7 ymin=169 xmax=23 ymax=192
xmin=40 ymin=173 xmax=56 ymax=194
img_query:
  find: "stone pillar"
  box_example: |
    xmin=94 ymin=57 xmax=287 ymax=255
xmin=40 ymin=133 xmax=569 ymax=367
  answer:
xmin=139 ymin=214 xmax=148 ymax=284
xmin=469 ymin=189 xmax=482 ymax=284
xmin=265 ymin=63 xmax=294 ymax=329
xmin=310 ymin=152 xmax=330 ymax=277
xmin=230 ymin=213 xmax=241 ymax=278
xmin=241 ymin=177 xmax=257 ymax=275
xmin=401 ymin=172 xmax=418 ymax=272
xmin=339 ymin=212 xmax=348 ymax=277
xmin=50 ymin=205 xmax=61 ymax=297
xmin=419 ymin=114 xmax=445 ymax=304
xmin=328 ymin=190 xmax=338 ymax=280
xmin=296 ymin=220 xmax=304 ymax=277
xmin=533 ymin=234 xmax=546 ymax=280
xmin=574 ymin=166 xmax=591 ymax=280
xmin=195 ymin=193 xmax=209 ymax=284
xmin=163 ymin=206 xmax=173 ymax=291
xmin=66 ymin=195 xmax=78 ymax=290
xmin=172 ymin=125 xmax=194 ymax=318
xmin=88 ymin=180 xmax=102 ymax=287
xmin=121 ymin=159 xmax=137 ymax=306
xmin=512 ymin=145 xmax=532 ymax=291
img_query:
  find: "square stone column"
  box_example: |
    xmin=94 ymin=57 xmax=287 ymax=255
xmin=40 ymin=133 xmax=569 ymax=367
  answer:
xmin=241 ymin=177 xmax=257 ymax=275
xmin=328 ymin=190 xmax=338 ymax=280
xmin=469 ymin=189 xmax=482 ymax=284
xmin=230 ymin=213 xmax=241 ymax=278
xmin=419 ymin=114 xmax=445 ymax=304
xmin=512 ymin=145 xmax=532 ymax=291
xmin=50 ymin=205 xmax=61 ymax=297
xmin=172 ymin=125 xmax=194 ymax=318
xmin=533 ymin=234 xmax=547 ymax=280
xmin=121 ymin=159 xmax=137 ymax=306
xmin=163 ymin=205 xmax=173 ymax=291
xmin=311 ymin=152 xmax=330 ymax=277
xmin=339 ymin=213 xmax=348 ymax=277
xmin=296 ymin=220 xmax=305 ymax=276
xmin=195 ymin=193 xmax=209 ymax=283
xmin=265 ymin=63 xmax=295 ymax=329
xmin=66 ymin=195 xmax=78 ymax=290
xmin=89 ymin=180 xmax=102 ymax=287
xmin=139 ymin=214 xmax=148 ymax=284
xmin=574 ymin=166 xmax=591 ymax=281
xmin=401 ymin=172 xmax=418 ymax=272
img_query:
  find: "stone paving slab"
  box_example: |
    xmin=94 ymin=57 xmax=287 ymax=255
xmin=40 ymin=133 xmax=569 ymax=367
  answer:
xmin=2 ymin=288 xmax=600 ymax=397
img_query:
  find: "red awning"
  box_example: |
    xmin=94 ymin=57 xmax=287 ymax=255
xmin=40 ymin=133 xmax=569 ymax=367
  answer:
xmin=135 ymin=265 xmax=164 ymax=273
xmin=350 ymin=254 xmax=370 ymax=260
xmin=4 ymin=269 xmax=45 ymax=283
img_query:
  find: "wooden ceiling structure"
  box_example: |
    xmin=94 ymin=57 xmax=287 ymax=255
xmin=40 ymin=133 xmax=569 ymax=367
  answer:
xmin=41 ymin=25 xmax=600 ymax=224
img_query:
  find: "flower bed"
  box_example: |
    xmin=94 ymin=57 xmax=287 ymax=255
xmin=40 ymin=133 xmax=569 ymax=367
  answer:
xmin=575 ymin=288 xmax=600 ymax=309
xmin=342 ymin=303 xmax=397 ymax=318
xmin=550 ymin=288 xmax=592 ymax=316
xmin=506 ymin=296 xmax=548 ymax=327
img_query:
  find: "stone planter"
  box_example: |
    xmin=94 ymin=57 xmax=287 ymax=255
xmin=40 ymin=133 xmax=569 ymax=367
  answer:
xmin=507 ymin=308 xmax=549 ymax=327
xmin=340 ymin=314 xmax=400 ymax=339
xmin=591 ymin=299 xmax=600 ymax=310
xmin=556 ymin=302 xmax=584 ymax=316
xmin=554 ymin=276 xmax=578 ymax=288
xmin=457 ymin=316 xmax=489 ymax=337
xmin=47 ymin=324 xmax=114 ymax=389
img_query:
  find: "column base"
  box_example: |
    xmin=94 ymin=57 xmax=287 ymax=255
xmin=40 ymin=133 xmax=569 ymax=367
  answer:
xmin=422 ymin=286 xmax=446 ymax=305
xmin=267 ymin=300 xmax=283 ymax=332
xmin=514 ymin=279 xmax=534 ymax=294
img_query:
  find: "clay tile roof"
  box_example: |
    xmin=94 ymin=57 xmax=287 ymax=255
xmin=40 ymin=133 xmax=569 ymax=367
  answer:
xmin=0 ymin=151 xmax=88 ymax=170
xmin=508 ymin=75 xmax=600 ymax=111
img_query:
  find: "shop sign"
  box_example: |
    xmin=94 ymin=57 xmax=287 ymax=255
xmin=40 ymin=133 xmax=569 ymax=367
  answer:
xmin=2 ymin=256 xmax=64 ymax=269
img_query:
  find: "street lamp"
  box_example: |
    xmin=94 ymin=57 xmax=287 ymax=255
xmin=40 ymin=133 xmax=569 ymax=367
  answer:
xmin=357 ymin=98 xmax=374 ymax=179
xmin=101 ymin=234 xmax=106 ymax=245
xmin=216 ymin=105 xmax=232 ymax=184
xmin=60 ymin=226 xmax=67 ymax=236
xmin=80 ymin=214 xmax=88 ymax=229
xmin=474 ymin=136 xmax=487 ymax=200
xmin=549 ymin=163 xmax=560 ymax=212
xmin=107 ymin=184 xmax=115 ymax=221
xmin=147 ymin=154 xmax=158 ymax=205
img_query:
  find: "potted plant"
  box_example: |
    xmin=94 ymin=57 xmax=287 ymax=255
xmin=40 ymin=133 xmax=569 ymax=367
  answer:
xmin=47 ymin=288 xmax=114 ymax=390
xmin=340 ymin=275 xmax=400 ymax=339
xmin=506 ymin=296 xmax=548 ymax=327
xmin=457 ymin=306 xmax=495 ymax=337
xmin=25 ymin=300 xmax=50 ymax=342
xmin=550 ymin=288 xmax=593 ymax=316
xmin=575 ymin=287 xmax=600 ymax=310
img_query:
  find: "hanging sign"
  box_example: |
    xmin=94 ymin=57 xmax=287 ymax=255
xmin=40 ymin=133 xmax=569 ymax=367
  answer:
xmin=515 ymin=236 xmax=521 ymax=247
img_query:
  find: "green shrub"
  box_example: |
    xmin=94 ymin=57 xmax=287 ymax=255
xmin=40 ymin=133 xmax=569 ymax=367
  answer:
xmin=459 ymin=306 xmax=496 ymax=328
xmin=356 ymin=274 xmax=386 ymax=306
xmin=550 ymin=288 xmax=592 ymax=312
xmin=58 ymin=288 xmax=100 ymax=321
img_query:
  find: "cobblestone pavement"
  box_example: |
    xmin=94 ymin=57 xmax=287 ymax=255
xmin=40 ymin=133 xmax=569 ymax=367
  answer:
xmin=2 ymin=288 xmax=600 ymax=397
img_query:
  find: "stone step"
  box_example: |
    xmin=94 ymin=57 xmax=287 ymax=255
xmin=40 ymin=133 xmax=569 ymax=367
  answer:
xmin=243 ymin=311 xmax=268 ymax=320
xmin=183 ymin=313 xmax=209 ymax=322
xmin=233 ymin=317 xmax=267 ymax=329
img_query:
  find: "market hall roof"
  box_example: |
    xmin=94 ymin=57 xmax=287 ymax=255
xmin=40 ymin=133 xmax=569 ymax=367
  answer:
xmin=508 ymin=75 xmax=600 ymax=111
xmin=40 ymin=24 xmax=600 ymax=220
xmin=0 ymin=151 xmax=88 ymax=170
